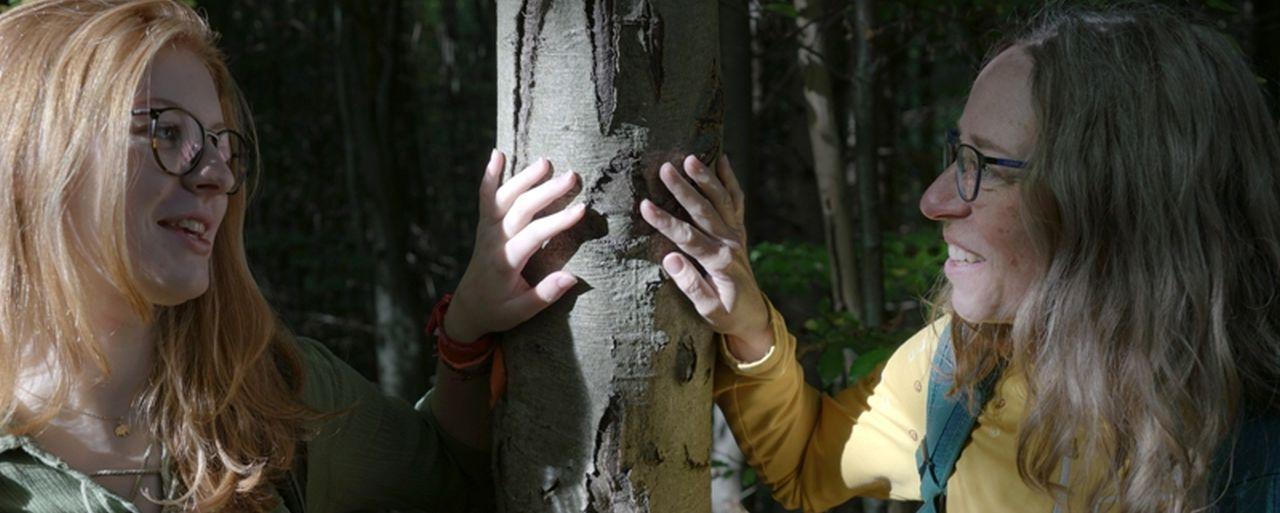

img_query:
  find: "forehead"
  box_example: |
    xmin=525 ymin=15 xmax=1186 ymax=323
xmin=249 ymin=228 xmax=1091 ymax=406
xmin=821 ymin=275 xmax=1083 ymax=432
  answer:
xmin=958 ymin=46 xmax=1036 ymax=156
xmin=136 ymin=46 xmax=223 ymax=126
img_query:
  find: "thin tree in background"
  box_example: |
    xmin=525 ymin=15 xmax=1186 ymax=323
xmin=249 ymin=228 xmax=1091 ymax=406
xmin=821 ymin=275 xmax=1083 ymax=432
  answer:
xmin=796 ymin=0 xmax=863 ymax=319
xmin=492 ymin=1 xmax=720 ymax=511
xmin=853 ymin=0 xmax=884 ymax=327
xmin=332 ymin=0 xmax=427 ymax=399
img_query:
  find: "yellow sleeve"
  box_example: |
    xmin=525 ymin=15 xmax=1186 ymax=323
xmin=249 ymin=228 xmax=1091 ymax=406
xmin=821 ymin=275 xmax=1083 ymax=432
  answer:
xmin=714 ymin=301 xmax=945 ymax=512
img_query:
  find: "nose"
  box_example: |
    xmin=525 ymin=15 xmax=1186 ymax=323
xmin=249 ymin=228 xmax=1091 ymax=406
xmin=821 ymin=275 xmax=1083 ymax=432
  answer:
xmin=919 ymin=165 xmax=971 ymax=221
xmin=181 ymin=135 xmax=235 ymax=195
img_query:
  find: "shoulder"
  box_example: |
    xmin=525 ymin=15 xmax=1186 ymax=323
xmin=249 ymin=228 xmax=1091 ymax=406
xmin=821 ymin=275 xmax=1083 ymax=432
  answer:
xmin=886 ymin=316 xmax=949 ymax=375
xmin=289 ymin=336 xmax=369 ymax=411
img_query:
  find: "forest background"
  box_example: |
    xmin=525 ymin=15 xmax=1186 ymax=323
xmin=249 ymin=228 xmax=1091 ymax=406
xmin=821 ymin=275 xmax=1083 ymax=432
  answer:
xmin=3 ymin=0 xmax=1275 ymax=511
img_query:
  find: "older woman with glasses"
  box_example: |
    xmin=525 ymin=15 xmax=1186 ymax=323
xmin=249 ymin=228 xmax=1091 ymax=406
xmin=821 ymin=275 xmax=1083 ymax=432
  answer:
xmin=0 ymin=1 xmax=583 ymax=512
xmin=644 ymin=4 xmax=1280 ymax=513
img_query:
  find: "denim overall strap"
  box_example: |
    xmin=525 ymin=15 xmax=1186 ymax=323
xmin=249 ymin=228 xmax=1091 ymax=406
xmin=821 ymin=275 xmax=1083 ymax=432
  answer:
xmin=915 ymin=325 xmax=1002 ymax=513
xmin=1209 ymin=410 xmax=1280 ymax=512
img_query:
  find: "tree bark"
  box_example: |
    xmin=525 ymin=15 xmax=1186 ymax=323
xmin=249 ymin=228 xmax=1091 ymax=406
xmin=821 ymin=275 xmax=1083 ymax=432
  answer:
xmin=853 ymin=0 xmax=883 ymax=327
xmin=493 ymin=1 xmax=720 ymax=512
xmin=332 ymin=0 xmax=427 ymax=399
xmin=795 ymin=0 xmax=862 ymax=317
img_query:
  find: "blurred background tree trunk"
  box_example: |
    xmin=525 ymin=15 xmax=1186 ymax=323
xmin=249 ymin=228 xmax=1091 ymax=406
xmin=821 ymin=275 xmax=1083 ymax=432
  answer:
xmin=332 ymin=0 xmax=428 ymax=400
xmin=796 ymin=0 xmax=863 ymax=320
xmin=492 ymin=1 xmax=720 ymax=511
xmin=852 ymin=0 xmax=884 ymax=327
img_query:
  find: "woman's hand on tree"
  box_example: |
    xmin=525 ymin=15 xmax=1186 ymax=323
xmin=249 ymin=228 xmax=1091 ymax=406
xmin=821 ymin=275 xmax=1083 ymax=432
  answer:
xmin=641 ymin=155 xmax=773 ymax=362
xmin=445 ymin=150 xmax=585 ymax=343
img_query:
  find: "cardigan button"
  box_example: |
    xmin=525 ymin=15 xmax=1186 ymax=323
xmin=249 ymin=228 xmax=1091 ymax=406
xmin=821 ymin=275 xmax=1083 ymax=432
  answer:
xmin=913 ymin=380 xmax=923 ymax=392
xmin=908 ymin=429 xmax=920 ymax=442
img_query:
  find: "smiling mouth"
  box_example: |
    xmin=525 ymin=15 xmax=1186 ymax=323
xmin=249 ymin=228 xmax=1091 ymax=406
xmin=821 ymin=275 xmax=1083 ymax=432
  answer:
xmin=947 ymin=244 xmax=986 ymax=264
xmin=158 ymin=218 xmax=210 ymax=243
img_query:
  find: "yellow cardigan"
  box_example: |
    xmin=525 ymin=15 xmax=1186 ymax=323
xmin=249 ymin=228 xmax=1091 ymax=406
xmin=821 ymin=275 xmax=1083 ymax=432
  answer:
xmin=714 ymin=299 xmax=1103 ymax=513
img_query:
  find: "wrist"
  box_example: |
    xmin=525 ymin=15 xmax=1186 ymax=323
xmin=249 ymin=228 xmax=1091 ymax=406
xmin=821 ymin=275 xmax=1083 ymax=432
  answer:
xmin=427 ymin=294 xmax=497 ymax=377
xmin=726 ymin=321 xmax=773 ymax=363
xmin=441 ymin=296 xmax=483 ymax=343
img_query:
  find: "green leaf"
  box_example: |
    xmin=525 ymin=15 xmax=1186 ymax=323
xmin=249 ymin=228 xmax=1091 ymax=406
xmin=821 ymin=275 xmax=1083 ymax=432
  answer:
xmin=849 ymin=347 xmax=894 ymax=382
xmin=763 ymin=2 xmax=799 ymax=18
xmin=818 ymin=345 xmax=846 ymax=384
xmin=741 ymin=467 xmax=758 ymax=487
xmin=1204 ymin=0 xmax=1238 ymax=13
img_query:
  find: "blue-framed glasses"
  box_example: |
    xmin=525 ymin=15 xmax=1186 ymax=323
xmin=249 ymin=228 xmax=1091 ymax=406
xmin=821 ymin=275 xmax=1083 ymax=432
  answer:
xmin=944 ymin=128 xmax=1027 ymax=202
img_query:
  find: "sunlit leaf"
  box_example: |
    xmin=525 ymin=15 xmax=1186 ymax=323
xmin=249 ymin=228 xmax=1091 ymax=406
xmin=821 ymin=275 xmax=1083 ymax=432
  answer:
xmin=763 ymin=2 xmax=799 ymax=18
xmin=849 ymin=347 xmax=894 ymax=382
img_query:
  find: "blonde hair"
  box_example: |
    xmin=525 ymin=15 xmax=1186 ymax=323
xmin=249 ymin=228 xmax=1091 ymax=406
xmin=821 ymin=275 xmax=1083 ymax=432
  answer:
xmin=937 ymin=4 xmax=1280 ymax=512
xmin=0 ymin=0 xmax=321 ymax=510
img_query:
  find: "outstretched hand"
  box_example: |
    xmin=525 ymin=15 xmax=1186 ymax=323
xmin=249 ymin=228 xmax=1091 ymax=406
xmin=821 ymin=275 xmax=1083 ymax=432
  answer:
xmin=640 ymin=155 xmax=773 ymax=361
xmin=445 ymin=150 xmax=585 ymax=343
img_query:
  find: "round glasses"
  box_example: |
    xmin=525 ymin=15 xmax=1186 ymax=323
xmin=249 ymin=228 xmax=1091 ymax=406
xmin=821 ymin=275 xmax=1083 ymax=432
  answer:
xmin=944 ymin=128 xmax=1028 ymax=202
xmin=131 ymin=107 xmax=252 ymax=195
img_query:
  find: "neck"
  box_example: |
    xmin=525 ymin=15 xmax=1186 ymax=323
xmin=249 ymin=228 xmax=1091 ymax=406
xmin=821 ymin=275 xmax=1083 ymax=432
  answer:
xmin=19 ymin=305 xmax=158 ymax=420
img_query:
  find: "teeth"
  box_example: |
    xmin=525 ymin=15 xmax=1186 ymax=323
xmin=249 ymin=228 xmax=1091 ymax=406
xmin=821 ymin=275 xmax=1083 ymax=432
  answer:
xmin=174 ymin=218 xmax=207 ymax=235
xmin=948 ymin=245 xmax=984 ymax=264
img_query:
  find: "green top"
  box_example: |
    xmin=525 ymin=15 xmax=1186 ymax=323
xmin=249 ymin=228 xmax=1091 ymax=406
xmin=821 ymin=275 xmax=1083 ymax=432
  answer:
xmin=0 ymin=337 xmax=493 ymax=513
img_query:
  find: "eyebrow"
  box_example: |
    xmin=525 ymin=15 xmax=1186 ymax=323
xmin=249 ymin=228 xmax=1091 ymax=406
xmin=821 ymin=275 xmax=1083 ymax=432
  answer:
xmin=134 ymin=96 xmax=228 ymax=131
xmin=955 ymin=127 xmax=1018 ymax=158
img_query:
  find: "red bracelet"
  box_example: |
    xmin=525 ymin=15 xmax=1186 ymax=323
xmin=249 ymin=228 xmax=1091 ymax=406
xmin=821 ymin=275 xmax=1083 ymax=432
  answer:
xmin=426 ymin=294 xmax=495 ymax=375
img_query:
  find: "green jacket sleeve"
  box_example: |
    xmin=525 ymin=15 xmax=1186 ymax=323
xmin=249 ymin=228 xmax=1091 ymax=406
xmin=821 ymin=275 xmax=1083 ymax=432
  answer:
xmin=293 ymin=337 xmax=493 ymax=513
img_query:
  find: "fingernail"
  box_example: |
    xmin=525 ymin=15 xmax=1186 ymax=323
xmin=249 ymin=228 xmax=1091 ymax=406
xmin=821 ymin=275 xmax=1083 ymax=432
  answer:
xmin=557 ymin=274 xmax=577 ymax=288
xmin=668 ymin=257 xmax=685 ymax=274
xmin=490 ymin=148 xmax=500 ymax=161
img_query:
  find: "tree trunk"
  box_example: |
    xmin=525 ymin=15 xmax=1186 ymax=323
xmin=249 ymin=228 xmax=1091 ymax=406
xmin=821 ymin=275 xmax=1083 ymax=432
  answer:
xmin=493 ymin=1 xmax=720 ymax=512
xmin=795 ymin=0 xmax=862 ymax=317
xmin=852 ymin=0 xmax=883 ymax=327
xmin=332 ymin=0 xmax=427 ymax=399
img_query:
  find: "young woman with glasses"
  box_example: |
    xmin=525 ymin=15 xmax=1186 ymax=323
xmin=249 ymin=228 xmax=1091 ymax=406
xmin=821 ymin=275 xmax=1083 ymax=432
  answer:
xmin=0 ymin=1 xmax=583 ymax=511
xmin=644 ymin=5 xmax=1280 ymax=512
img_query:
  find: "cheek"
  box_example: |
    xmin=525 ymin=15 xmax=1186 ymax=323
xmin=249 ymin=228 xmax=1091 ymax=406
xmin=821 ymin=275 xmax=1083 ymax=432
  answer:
xmin=991 ymin=203 xmax=1037 ymax=293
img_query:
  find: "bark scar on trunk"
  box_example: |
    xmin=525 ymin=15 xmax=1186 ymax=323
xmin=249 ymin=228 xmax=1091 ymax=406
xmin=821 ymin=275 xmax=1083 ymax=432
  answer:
xmin=587 ymin=0 xmax=618 ymax=134
xmin=691 ymin=59 xmax=724 ymax=165
xmin=586 ymin=393 xmax=649 ymax=513
xmin=512 ymin=0 xmax=551 ymax=174
xmin=620 ymin=0 xmax=664 ymax=101
xmin=675 ymin=336 xmax=697 ymax=383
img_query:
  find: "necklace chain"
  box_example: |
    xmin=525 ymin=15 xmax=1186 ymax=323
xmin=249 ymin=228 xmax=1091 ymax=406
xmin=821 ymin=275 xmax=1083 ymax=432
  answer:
xmin=16 ymin=386 xmax=138 ymax=438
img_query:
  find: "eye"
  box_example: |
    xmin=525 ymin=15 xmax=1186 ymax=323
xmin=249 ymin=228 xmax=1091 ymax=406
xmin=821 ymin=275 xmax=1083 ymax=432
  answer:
xmin=153 ymin=123 xmax=185 ymax=147
xmin=983 ymin=167 xmax=1017 ymax=186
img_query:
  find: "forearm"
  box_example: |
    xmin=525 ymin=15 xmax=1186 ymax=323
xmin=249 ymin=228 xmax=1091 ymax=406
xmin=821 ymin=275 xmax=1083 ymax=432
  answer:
xmin=428 ymin=359 xmax=492 ymax=451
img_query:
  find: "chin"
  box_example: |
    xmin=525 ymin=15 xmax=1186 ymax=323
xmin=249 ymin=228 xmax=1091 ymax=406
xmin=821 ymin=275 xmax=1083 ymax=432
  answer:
xmin=139 ymin=273 xmax=211 ymax=306
xmin=949 ymin=292 xmax=997 ymax=324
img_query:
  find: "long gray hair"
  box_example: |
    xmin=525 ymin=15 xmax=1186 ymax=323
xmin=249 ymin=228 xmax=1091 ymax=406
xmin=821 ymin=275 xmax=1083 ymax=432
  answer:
xmin=942 ymin=4 xmax=1280 ymax=512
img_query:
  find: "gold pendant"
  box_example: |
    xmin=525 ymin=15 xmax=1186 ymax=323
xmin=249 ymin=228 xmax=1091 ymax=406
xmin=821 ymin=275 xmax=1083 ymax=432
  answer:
xmin=114 ymin=420 xmax=131 ymax=438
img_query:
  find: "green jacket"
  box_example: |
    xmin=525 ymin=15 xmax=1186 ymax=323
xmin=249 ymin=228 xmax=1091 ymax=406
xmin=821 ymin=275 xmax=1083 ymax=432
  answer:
xmin=0 ymin=338 xmax=492 ymax=512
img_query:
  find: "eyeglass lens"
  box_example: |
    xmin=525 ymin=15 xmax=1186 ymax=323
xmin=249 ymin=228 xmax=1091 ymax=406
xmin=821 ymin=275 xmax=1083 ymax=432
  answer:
xmin=151 ymin=109 xmax=248 ymax=186
xmin=945 ymin=138 xmax=981 ymax=201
